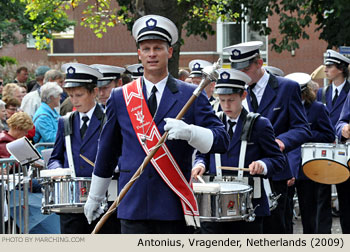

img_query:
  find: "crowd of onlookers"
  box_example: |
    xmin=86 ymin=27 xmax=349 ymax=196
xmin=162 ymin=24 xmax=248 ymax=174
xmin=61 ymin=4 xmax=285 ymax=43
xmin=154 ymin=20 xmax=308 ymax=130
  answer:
xmin=0 ymin=64 xmax=135 ymax=167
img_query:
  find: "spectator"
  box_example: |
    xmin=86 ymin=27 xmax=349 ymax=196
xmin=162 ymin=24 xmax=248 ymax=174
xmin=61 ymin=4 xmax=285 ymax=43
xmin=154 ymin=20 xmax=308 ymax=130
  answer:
xmin=0 ymin=112 xmax=33 ymax=158
xmin=29 ymin=65 xmax=51 ymax=92
xmin=43 ymin=69 xmax=66 ymax=103
xmin=20 ymin=70 xmax=64 ymax=118
xmin=3 ymin=97 xmax=20 ymax=122
xmin=13 ymin=67 xmax=29 ymax=87
xmin=15 ymin=83 xmax=27 ymax=103
xmin=2 ymin=83 xmax=21 ymax=102
xmin=33 ymin=82 xmax=63 ymax=152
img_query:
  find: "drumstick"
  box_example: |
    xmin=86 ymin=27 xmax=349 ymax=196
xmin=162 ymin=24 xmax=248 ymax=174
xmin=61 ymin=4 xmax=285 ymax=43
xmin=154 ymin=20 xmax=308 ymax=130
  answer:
xmin=80 ymin=154 xmax=95 ymax=167
xmin=197 ymin=176 xmax=206 ymax=184
xmin=219 ymin=166 xmax=250 ymax=172
xmin=92 ymin=59 xmax=222 ymax=234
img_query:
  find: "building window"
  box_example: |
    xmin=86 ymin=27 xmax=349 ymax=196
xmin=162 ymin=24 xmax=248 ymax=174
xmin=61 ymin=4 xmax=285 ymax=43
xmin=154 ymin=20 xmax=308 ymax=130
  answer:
xmin=26 ymin=34 xmax=36 ymax=48
xmin=51 ymin=26 xmax=74 ymax=54
xmin=217 ymin=17 xmax=268 ymax=67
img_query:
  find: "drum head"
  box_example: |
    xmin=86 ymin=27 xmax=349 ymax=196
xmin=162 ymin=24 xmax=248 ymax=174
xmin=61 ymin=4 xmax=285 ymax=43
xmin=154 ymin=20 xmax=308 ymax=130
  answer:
xmin=303 ymin=160 xmax=350 ymax=184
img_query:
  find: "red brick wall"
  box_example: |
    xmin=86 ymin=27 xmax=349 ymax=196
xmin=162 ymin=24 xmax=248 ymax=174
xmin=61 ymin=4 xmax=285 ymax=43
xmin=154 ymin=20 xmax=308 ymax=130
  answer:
xmin=268 ymin=14 xmax=328 ymax=80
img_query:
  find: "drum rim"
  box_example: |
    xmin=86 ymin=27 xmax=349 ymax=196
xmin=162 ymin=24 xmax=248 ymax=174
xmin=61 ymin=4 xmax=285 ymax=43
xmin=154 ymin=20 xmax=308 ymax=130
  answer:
xmin=302 ymin=158 xmax=349 ymax=169
xmin=302 ymin=143 xmax=347 ymax=148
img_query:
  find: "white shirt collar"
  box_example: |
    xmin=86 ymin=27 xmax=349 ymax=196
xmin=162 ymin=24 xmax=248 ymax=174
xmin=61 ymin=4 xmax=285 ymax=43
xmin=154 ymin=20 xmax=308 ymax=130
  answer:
xmin=79 ymin=103 xmax=96 ymax=127
xmin=226 ymin=112 xmax=240 ymax=131
xmin=227 ymin=112 xmax=241 ymax=123
xmin=251 ymin=69 xmax=270 ymax=105
xmin=332 ymin=80 xmax=346 ymax=96
xmin=144 ymin=75 xmax=168 ymax=96
xmin=255 ymin=69 xmax=270 ymax=91
xmin=144 ymin=75 xmax=168 ymax=106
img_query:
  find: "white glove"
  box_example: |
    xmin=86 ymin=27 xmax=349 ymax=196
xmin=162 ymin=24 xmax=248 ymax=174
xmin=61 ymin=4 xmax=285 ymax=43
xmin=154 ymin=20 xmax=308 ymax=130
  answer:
xmin=164 ymin=118 xmax=213 ymax=154
xmin=84 ymin=174 xmax=112 ymax=224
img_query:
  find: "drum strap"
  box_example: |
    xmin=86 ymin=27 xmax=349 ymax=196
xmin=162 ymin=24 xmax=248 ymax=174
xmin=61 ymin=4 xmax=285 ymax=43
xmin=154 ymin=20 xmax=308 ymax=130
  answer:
xmin=214 ymin=111 xmax=224 ymax=181
xmin=215 ymin=111 xmax=262 ymax=198
xmin=241 ymin=112 xmax=261 ymax=198
xmin=322 ymin=85 xmax=330 ymax=105
xmin=63 ymin=112 xmax=77 ymax=178
xmin=62 ymin=108 xmax=106 ymax=178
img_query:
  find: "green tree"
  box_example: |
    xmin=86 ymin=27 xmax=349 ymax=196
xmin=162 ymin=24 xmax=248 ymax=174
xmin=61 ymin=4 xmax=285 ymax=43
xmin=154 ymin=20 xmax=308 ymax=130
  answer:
xmin=0 ymin=0 xmax=74 ymax=48
xmin=21 ymin=0 xmax=350 ymax=75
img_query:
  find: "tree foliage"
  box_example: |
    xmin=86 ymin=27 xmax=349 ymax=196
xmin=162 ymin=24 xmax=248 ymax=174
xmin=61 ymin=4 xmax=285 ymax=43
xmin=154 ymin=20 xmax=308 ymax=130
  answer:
xmin=5 ymin=0 xmax=350 ymax=51
xmin=3 ymin=0 xmax=350 ymax=75
xmin=0 ymin=0 xmax=74 ymax=49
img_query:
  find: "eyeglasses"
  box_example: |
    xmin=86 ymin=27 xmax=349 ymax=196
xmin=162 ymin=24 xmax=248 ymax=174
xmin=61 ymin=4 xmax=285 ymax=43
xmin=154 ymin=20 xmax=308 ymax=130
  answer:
xmin=6 ymin=107 xmax=18 ymax=112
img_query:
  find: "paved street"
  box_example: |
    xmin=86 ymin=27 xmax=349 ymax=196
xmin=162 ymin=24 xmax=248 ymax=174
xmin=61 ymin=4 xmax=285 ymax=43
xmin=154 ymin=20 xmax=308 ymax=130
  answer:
xmin=293 ymin=211 xmax=342 ymax=234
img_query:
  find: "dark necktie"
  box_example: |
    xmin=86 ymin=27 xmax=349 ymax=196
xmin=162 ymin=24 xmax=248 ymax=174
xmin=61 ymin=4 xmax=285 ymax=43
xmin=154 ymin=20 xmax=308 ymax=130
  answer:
xmin=248 ymin=83 xmax=258 ymax=112
xmin=228 ymin=120 xmax=237 ymax=140
xmin=148 ymin=86 xmax=158 ymax=117
xmin=80 ymin=116 xmax=89 ymax=139
xmin=332 ymin=88 xmax=338 ymax=106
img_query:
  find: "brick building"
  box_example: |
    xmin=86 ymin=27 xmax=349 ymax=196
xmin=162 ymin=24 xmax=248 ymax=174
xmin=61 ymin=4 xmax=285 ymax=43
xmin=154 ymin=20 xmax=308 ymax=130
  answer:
xmin=0 ymin=5 xmax=328 ymax=79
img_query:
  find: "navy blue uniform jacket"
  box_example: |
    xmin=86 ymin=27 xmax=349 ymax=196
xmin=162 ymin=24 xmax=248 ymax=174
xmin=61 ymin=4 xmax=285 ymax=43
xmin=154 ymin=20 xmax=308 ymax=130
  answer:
xmin=93 ymin=75 xmax=229 ymax=221
xmin=246 ymin=74 xmax=311 ymax=180
xmin=317 ymin=80 xmax=350 ymax=127
xmin=48 ymin=105 xmax=105 ymax=177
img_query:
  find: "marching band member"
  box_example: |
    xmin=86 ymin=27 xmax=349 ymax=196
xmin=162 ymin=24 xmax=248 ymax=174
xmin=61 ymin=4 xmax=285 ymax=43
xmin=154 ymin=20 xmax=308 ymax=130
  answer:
xmin=90 ymin=64 xmax=126 ymax=110
xmin=126 ymin=63 xmax=144 ymax=80
xmin=334 ymin=56 xmax=350 ymax=233
xmin=319 ymin=49 xmax=350 ymax=234
xmin=285 ymin=72 xmax=335 ymax=233
xmin=47 ymin=63 xmax=118 ymax=234
xmin=224 ymin=41 xmax=311 ymax=233
xmin=84 ymin=14 xmax=229 ymax=234
xmin=192 ymin=69 xmax=286 ymax=233
xmin=188 ymin=60 xmax=218 ymax=106
xmin=317 ymin=50 xmax=350 ymax=126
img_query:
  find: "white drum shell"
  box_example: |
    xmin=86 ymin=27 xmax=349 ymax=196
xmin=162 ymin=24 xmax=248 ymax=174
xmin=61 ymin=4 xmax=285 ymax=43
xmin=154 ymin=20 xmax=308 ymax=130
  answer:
xmin=41 ymin=177 xmax=105 ymax=214
xmin=302 ymin=143 xmax=347 ymax=167
xmin=194 ymin=181 xmax=253 ymax=222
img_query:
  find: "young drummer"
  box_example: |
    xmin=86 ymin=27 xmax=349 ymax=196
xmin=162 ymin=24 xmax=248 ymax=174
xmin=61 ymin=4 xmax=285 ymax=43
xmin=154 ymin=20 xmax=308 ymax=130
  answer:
xmin=192 ymin=69 xmax=286 ymax=234
xmin=47 ymin=63 xmax=119 ymax=234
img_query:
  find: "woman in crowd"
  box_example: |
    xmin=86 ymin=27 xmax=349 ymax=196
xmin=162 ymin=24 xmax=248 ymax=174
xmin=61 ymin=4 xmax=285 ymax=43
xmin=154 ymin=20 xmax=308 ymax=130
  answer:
xmin=0 ymin=111 xmax=33 ymax=158
xmin=33 ymin=82 xmax=62 ymax=153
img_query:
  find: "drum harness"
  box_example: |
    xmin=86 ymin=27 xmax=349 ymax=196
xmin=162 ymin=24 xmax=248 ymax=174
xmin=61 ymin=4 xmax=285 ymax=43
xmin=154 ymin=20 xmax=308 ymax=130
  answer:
xmin=62 ymin=109 xmax=106 ymax=177
xmin=62 ymin=109 xmax=119 ymax=202
xmin=214 ymin=111 xmax=262 ymax=199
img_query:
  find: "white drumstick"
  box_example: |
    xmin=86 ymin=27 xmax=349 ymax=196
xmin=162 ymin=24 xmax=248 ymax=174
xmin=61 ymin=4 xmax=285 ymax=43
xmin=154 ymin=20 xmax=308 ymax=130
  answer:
xmin=197 ymin=176 xmax=206 ymax=184
xmin=219 ymin=166 xmax=250 ymax=172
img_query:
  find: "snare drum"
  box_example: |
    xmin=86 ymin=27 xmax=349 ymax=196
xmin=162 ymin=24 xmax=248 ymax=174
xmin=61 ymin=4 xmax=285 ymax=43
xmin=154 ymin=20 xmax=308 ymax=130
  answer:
xmin=193 ymin=181 xmax=253 ymax=222
xmin=41 ymin=176 xmax=106 ymax=214
xmin=301 ymin=143 xmax=350 ymax=184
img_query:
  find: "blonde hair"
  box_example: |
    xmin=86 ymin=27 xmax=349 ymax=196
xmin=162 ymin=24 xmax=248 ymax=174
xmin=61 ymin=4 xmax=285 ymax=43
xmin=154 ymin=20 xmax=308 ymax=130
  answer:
xmin=7 ymin=112 xmax=33 ymax=131
xmin=2 ymin=83 xmax=20 ymax=98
